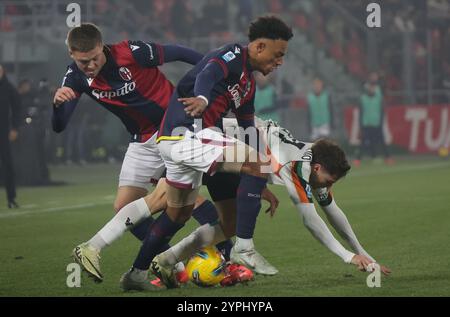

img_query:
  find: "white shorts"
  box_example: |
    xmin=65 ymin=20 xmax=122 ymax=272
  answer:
xmin=158 ymin=128 xmax=240 ymax=189
xmin=118 ymin=133 xmax=166 ymax=189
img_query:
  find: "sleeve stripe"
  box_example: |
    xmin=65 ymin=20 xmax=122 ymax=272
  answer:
xmin=269 ymin=151 xmax=283 ymax=175
xmin=156 ymin=43 xmax=164 ymax=65
xmin=208 ymin=58 xmax=228 ymax=78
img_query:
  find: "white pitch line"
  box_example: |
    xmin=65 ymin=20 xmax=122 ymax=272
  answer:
xmin=350 ymin=161 xmax=450 ymax=178
xmin=1 ymin=162 xmax=448 ymax=218
xmin=19 ymin=204 xmax=37 ymax=209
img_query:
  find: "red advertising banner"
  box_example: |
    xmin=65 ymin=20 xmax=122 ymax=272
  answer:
xmin=344 ymin=105 xmax=450 ymax=153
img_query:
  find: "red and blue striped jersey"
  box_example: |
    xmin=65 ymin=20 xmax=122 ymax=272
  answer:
xmin=158 ymin=43 xmax=256 ymax=140
xmin=57 ymin=40 xmax=174 ymax=142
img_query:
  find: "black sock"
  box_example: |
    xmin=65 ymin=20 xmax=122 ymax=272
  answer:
xmin=215 ymin=240 xmax=233 ymax=262
xmin=192 ymin=200 xmax=233 ymax=261
xmin=132 ymin=212 xmax=184 ymax=270
xmin=192 ymin=200 xmax=219 ymax=224
xmin=236 ymin=174 xmax=267 ymax=239
xmin=129 ymin=217 xmax=172 ymax=254
xmin=129 ymin=217 xmax=154 ymax=241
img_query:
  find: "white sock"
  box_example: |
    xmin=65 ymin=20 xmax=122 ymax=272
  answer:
xmin=174 ymin=262 xmax=185 ymax=273
xmin=88 ymin=198 xmax=151 ymax=250
xmin=161 ymin=224 xmax=226 ymax=265
xmin=234 ymin=237 xmax=254 ymax=251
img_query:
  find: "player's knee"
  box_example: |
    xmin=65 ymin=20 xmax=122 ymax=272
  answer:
xmin=166 ymin=205 xmax=193 ymax=224
xmin=194 ymin=195 xmax=206 ymax=209
xmin=113 ymin=200 xmax=126 ymax=213
xmin=143 ymin=192 xmax=165 ymax=214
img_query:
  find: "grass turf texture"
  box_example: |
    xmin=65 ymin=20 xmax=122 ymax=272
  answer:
xmin=1 ymin=157 xmax=449 ymax=296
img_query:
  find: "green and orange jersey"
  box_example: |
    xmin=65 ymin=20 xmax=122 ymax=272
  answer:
xmin=222 ymin=117 xmax=334 ymax=206
xmin=258 ymin=119 xmax=333 ymax=207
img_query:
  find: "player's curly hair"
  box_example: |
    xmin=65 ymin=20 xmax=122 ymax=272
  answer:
xmin=311 ymin=139 xmax=351 ymax=179
xmin=67 ymin=23 xmax=103 ymax=52
xmin=248 ymin=15 xmax=293 ymax=42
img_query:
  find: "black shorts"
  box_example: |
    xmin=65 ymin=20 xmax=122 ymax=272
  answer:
xmin=202 ymin=172 xmax=240 ymax=202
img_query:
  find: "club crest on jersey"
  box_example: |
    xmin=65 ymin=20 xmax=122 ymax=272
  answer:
xmin=119 ymin=67 xmax=132 ymax=81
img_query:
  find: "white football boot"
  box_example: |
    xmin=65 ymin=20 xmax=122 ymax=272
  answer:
xmin=230 ymin=243 xmax=279 ymax=276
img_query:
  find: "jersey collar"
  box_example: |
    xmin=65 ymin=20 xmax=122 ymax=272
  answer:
xmin=99 ymin=45 xmax=116 ymax=75
xmin=242 ymin=46 xmax=253 ymax=73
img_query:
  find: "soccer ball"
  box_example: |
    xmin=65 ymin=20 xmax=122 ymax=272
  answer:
xmin=185 ymin=246 xmax=226 ymax=287
xmin=438 ymin=146 xmax=449 ymax=158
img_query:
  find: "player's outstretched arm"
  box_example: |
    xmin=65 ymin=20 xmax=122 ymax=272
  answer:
xmin=180 ymin=62 xmax=225 ymax=117
xmin=320 ymin=199 xmax=376 ymax=261
xmin=320 ymin=198 xmax=391 ymax=275
xmin=296 ymin=203 xmax=392 ymax=273
xmin=278 ymin=165 xmax=354 ymax=263
xmin=162 ymin=45 xmax=203 ymax=65
xmin=295 ymin=202 xmax=355 ymax=263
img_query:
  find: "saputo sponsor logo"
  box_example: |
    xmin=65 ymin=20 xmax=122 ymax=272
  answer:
xmin=92 ymin=81 xmax=136 ymax=99
xmin=228 ymin=83 xmax=242 ymax=108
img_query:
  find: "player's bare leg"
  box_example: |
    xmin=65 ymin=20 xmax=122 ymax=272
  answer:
xmin=128 ymin=187 xmax=191 ymax=289
xmin=114 ymin=186 xmax=149 ymax=212
xmin=121 ymin=190 xmax=218 ymax=291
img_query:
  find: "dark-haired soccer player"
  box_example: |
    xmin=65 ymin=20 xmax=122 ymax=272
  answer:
xmin=52 ymin=23 xmax=236 ymax=284
xmin=152 ymin=118 xmax=392 ymax=288
xmin=119 ymin=16 xmax=295 ymax=290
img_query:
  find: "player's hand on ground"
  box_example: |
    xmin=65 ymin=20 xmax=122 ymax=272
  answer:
xmin=53 ymin=87 xmax=77 ymax=107
xmin=261 ymin=187 xmax=279 ymax=217
xmin=379 ymin=265 xmax=392 ymax=276
xmin=179 ymin=97 xmax=208 ymax=117
xmin=350 ymin=254 xmax=372 ymax=271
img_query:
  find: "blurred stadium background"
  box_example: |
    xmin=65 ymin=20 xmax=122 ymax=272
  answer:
xmin=0 ymin=0 xmax=450 ymax=297
xmin=1 ymin=0 xmax=449 ymax=176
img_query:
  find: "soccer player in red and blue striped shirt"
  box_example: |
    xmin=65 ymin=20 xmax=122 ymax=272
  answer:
xmin=121 ymin=16 xmax=293 ymax=290
xmin=53 ymin=23 xmax=235 ymax=284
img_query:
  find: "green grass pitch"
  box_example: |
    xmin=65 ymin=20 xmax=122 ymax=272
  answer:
xmin=1 ymin=157 xmax=449 ymax=296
